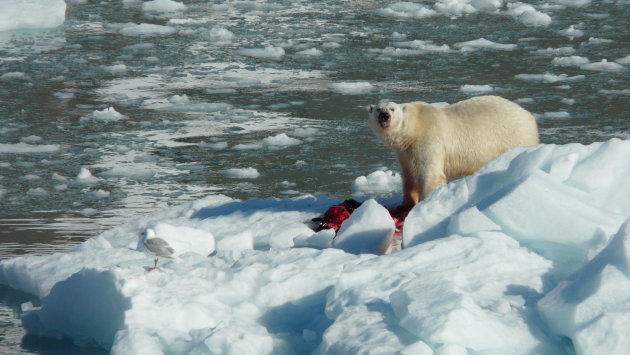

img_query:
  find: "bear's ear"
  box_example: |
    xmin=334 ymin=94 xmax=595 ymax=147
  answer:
xmin=367 ymin=105 xmax=375 ymax=114
xmin=402 ymin=104 xmax=407 ymax=112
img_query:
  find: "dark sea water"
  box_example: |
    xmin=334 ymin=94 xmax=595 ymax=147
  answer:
xmin=0 ymin=0 xmax=628 ymax=352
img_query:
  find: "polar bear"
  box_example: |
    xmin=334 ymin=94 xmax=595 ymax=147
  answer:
xmin=367 ymin=95 xmax=539 ymax=210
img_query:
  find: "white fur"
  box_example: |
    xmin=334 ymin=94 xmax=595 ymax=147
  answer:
xmin=368 ymin=95 xmax=539 ymax=208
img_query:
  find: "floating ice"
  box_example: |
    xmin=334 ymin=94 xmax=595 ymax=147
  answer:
xmin=262 ymin=133 xmax=302 ymax=149
xmin=0 ymin=0 xmax=66 ymax=32
xmin=102 ymin=64 xmax=128 ymax=75
xmin=532 ymin=46 xmax=576 ymax=56
xmin=82 ymin=107 xmax=126 ymax=122
xmin=394 ymin=40 xmax=451 ymax=53
xmin=376 ymin=2 xmax=438 ymax=19
xmin=295 ymin=48 xmax=324 ymax=57
xmin=580 ymin=59 xmax=626 ymax=72
xmin=460 ymin=84 xmax=494 ymax=93
xmin=559 ymin=25 xmax=585 ymax=38
xmin=0 ymin=143 xmax=60 ymax=154
xmin=0 ymin=72 xmax=31 ymax=81
xmin=235 ymin=46 xmax=285 ymax=61
xmin=535 ymin=111 xmax=571 ymax=119
xmin=352 ymin=170 xmax=402 ymax=196
xmin=141 ymin=0 xmax=186 ymax=14
xmin=552 ymin=0 xmax=592 ymax=7
xmin=2 ymin=140 xmax=630 ymax=353
xmin=203 ymin=26 xmax=235 ymax=45
xmin=330 ymin=82 xmax=374 ymax=95
xmin=220 ymin=167 xmax=261 ymax=179
xmin=552 ymin=56 xmax=590 ymax=67
xmin=19 ymin=135 xmax=44 ymax=144
xmin=454 ymin=38 xmax=517 ymax=52
xmin=76 ymin=167 xmax=99 ymax=184
xmin=616 ymin=55 xmax=630 ymax=65
xmin=507 ymin=2 xmax=552 ymax=27
xmin=515 ymin=73 xmax=585 ymax=83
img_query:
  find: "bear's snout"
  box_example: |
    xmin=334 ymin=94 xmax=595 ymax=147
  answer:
xmin=378 ymin=110 xmax=391 ymax=128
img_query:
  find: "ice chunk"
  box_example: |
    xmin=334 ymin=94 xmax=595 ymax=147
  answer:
xmin=294 ymin=229 xmax=335 ymax=249
xmin=142 ymin=0 xmax=186 ymax=14
xmin=376 ymin=2 xmax=438 ymax=19
xmin=77 ymin=167 xmax=99 ymax=184
xmin=580 ymin=59 xmax=625 ymax=72
xmin=351 ymin=170 xmax=402 ymax=196
xmin=103 ymin=64 xmax=128 ymax=75
xmin=220 ymin=167 xmax=260 ymax=179
xmin=203 ymin=26 xmax=235 ymax=45
xmin=0 ymin=143 xmax=60 ymax=154
xmin=506 ymin=2 xmax=552 ymax=27
xmin=295 ymin=48 xmax=323 ymax=57
xmin=454 ymin=38 xmax=517 ymax=52
xmin=515 ymin=73 xmax=585 ymax=83
xmin=262 ymin=133 xmax=302 ymax=149
xmin=0 ymin=72 xmax=31 ymax=81
xmin=333 ymin=199 xmax=395 ymax=254
xmin=82 ymin=107 xmax=126 ymax=122
xmin=537 ymin=220 xmax=630 ymax=354
xmin=559 ymin=25 xmax=585 ymax=38
xmin=459 ymin=84 xmax=493 ymax=93
xmin=235 ymin=46 xmax=285 ymax=61
xmin=21 ymin=269 xmax=129 ymax=348
xmin=0 ymin=0 xmax=66 ymax=32
xmin=483 ymin=170 xmax=621 ymax=262
xmin=552 ymin=56 xmax=590 ymax=67
xmin=329 ymin=82 xmax=374 ymax=95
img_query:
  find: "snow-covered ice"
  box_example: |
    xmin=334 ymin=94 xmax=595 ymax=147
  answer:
xmin=2 ymin=139 xmax=630 ymax=354
xmin=0 ymin=0 xmax=66 ymax=32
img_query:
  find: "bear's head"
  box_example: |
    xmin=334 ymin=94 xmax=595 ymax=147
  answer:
xmin=367 ymin=102 xmax=404 ymax=140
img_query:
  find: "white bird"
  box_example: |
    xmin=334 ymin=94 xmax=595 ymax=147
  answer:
xmin=139 ymin=228 xmax=181 ymax=270
xmin=137 ymin=223 xmax=216 ymax=270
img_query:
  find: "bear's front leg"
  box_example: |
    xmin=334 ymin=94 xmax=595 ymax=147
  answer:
xmin=397 ymin=156 xmax=420 ymax=212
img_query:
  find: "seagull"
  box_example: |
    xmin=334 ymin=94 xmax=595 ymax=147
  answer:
xmin=139 ymin=228 xmax=181 ymax=271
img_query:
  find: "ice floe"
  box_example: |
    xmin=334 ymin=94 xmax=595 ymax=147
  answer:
xmin=2 ymin=139 xmax=629 ymax=354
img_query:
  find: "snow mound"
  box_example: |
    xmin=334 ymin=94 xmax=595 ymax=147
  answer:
xmin=0 ymin=0 xmax=66 ymax=32
xmin=2 ymin=140 xmax=630 ymax=354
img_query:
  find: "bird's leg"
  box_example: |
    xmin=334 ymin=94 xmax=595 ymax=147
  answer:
xmin=149 ymin=257 xmax=158 ymax=271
